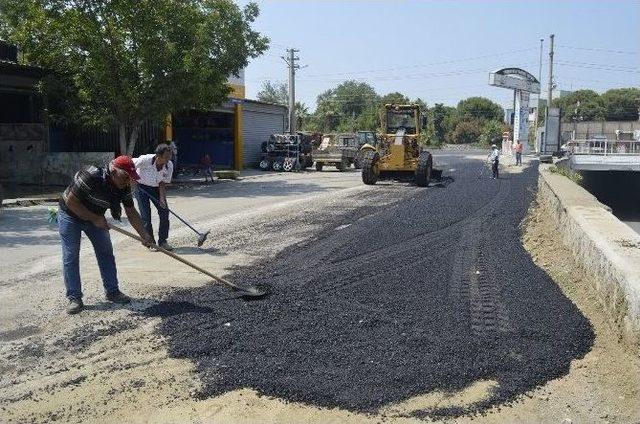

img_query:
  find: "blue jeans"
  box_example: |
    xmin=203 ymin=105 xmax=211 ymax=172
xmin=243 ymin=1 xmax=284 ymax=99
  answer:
xmin=136 ymin=185 xmax=169 ymax=245
xmin=58 ymin=208 xmax=119 ymax=300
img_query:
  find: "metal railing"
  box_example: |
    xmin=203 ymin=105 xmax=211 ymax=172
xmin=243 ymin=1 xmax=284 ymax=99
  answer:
xmin=566 ymin=139 xmax=640 ymax=156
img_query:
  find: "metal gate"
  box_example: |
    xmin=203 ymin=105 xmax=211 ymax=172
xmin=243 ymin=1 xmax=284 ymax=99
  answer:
xmin=242 ymin=102 xmax=286 ymax=168
xmin=173 ymin=110 xmax=235 ymax=169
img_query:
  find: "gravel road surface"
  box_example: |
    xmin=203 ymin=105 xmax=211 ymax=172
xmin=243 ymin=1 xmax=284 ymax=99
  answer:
xmin=3 ymin=152 xmax=636 ymax=424
xmin=156 ymin=155 xmax=594 ymax=418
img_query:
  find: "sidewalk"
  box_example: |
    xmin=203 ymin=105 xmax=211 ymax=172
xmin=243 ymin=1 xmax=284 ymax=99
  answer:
xmin=1 ymin=169 xmax=271 ymax=207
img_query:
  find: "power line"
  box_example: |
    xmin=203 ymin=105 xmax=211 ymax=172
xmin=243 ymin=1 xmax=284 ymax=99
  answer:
xmin=555 ymin=60 xmax=638 ymax=71
xmin=557 ymin=45 xmax=639 ymax=55
xmin=247 ymin=61 xmax=544 ymax=84
xmin=555 ymin=76 xmax=639 ymax=85
xmin=555 ymin=61 xmax=640 ymax=73
xmin=297 ymin=47 xmax=540 ymax=79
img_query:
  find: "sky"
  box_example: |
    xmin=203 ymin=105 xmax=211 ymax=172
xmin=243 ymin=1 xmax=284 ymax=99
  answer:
xmin=238 ymin=0 xmax=639 ymax=112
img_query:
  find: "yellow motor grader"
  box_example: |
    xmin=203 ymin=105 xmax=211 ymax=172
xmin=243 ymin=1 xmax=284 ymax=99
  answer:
xmin=360 ymin=104 xmax=439 ymax=187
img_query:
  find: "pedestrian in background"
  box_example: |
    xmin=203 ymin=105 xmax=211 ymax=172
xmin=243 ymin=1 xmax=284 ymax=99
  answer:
xmin=514 ymin=140 xmax=523 ymax=166
xmin=200 ymin=153 xmax=214 ymax=183
xmin=134 ymin=144 xmax=174 ymax=251
xmin=58 ymin=156 xmax=153 ymax=314
xmin=489 ymin=144 xmax=500 ymax=179
xmin=169 ymin=139 xmax=178 ymax=179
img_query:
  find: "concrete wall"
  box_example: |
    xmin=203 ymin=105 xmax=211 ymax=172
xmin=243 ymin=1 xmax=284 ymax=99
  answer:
xmin=0 ymin=123 xmax=47 ymax=184
xmin=538 ymin=165 xmax=640 ymax=351
xmin=1 ymin=123 xmax=114 ymax=185
xmin=43 ymin=152 xmax=114 ymax=185
xmin=1 ymin=149 xmax=112 ymax=186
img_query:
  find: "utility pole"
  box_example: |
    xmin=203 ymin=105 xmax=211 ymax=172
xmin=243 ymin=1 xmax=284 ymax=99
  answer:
xmin=543 ymin=34 xmax=555 ymax=154
xmin=538 ymin=38 xmax=544 ymax=90
xmin=282 ymin=48 xmax=300 ymax=133
xmin=547 ymin=34 xmax=555 ymax=110
xmin=533 ymin=38 xmax=543 ymax=152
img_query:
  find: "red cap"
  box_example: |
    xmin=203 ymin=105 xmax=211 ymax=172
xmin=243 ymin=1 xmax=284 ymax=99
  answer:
xmin=111 ymin=155 xmax=140 ymax=181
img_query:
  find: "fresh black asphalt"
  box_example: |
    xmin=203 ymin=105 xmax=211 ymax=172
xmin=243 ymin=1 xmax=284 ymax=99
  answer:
xmin=150 ymin=154 xmax=594 ymax=418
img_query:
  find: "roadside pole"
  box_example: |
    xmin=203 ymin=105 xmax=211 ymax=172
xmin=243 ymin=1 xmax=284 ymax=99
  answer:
xmin=282 ymin=48 xmax=300 ymax=134
xmin=533 ymin=38 xmax=543 ymax=152
xmin=543 ymin=34 xmax=555 ymax=155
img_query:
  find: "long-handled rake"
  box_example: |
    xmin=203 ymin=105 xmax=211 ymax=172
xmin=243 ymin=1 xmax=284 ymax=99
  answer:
xmin=137 ymin=186 xmax=210 ymax=247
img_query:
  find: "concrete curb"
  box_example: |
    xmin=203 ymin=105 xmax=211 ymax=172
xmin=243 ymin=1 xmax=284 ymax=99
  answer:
xmin=2 ymin=196 xmax=60 ymax=207
xmin=538 ymin=164 xmax=640 ymax=352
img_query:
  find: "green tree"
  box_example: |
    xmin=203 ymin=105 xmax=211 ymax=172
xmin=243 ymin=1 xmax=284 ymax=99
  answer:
xmin=451 ymin=120 xmax=482 ymax=144
xmin=479 ymin=120 xmax=505 ymax=146
xmin=0 ymin=0 xmax=268 ymax=154
xmin=413 ymin=98 xmax=428 ymax=111
xmin=431 ymin=103 xmax=457 ymax=145
xmin=552 ymin=89 xmax=604 ymax=122
xmin=443 ymin=107 xmax=459 ymax=144
xmin=311 ymin=80 xmax=379 ymax=132
xmin=600 ymin=88 xmax=640 ymax=121
xmin=256 ymin=81 xmax=288 ymax=105
xmin=356 ymin=105 xmax=379 ymax=132
xmin=379 ymin=92 xmax=410 ymax=105
xmin=256 ymin=80 xmax=308 ymax=129
xmin=336 ymin=115 xmax=358 ymax=133
xmin=457 ymin=97 xmax=503 ymax=122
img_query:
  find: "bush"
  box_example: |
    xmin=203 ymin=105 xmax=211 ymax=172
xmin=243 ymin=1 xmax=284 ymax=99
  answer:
xmin=450 ymin=120 xmax=482 ymax=144
xmin=418 ymin=129 xmax=438 ymax=147
xmin=548 ymin=165 xmax=583 ymax=185
xmin=480 ymin=120 xmax=504 ymax=146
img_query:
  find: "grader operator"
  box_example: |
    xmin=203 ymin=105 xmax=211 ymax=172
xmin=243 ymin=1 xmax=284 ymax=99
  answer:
xmin=360 ymin=104 xmax=439 ymax=187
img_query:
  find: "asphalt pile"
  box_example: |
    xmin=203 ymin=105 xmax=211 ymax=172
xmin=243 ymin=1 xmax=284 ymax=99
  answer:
xmin=154 ymin=158 xmax=594 ymax=418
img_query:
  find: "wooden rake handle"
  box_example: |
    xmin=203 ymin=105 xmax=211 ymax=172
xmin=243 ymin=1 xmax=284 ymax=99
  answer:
xmin=109 ymin=224 xmax=242 ymax=292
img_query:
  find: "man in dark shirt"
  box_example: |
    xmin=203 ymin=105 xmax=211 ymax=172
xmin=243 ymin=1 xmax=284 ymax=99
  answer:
xmin=58 ymin=156 xmax=153 ymax=314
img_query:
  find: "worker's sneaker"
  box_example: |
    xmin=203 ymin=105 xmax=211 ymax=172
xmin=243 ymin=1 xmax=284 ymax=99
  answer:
xmin=159 ymin=242 xmax=174 ymax=251
xmin=148 ymin=245 xmax=159 ymax=252
xmin=67 ymin=298 xmax=84 ymax=315
xmin=106 ymin=290 xmax=131 ymax=304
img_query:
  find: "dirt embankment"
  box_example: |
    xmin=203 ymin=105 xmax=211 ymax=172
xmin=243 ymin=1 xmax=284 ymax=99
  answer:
xmin=517 ymin=196 xmax=640 ymax=424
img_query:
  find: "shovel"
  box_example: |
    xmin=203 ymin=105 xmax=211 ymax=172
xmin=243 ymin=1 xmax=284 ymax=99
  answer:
xmin=110 ymin=225 xmax=267 ymax=300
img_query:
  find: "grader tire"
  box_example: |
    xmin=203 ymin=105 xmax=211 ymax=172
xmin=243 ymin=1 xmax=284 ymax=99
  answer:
xmin=415 ymin=151 xmax=433 ymax=187
xmin=315 ymin=162 xmax=324 ymax=172
xmin=361 ymin=151 xmax=379 ymax=185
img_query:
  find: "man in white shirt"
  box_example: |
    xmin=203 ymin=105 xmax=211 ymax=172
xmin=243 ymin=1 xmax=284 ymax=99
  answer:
xmin=133 ymin=144 xmax=174 ymax=251
xmin=488 ymin=144 xmax=500 ymax=179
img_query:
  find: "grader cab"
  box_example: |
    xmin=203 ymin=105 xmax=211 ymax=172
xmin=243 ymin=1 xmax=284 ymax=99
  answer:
xmin=360 ymin=104 xmax=437 ymax=187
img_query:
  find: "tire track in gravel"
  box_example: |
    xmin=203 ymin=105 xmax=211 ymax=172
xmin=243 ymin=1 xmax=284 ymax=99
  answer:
xmin=272 ymin=171 xmax=511 ymax=301
xmin=152 ymin=156 xmax=595 ymax=419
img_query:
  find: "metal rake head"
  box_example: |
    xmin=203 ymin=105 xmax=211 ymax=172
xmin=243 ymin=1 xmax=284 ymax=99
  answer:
xmin=197 ymin=230 xmax=211 ymax=247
